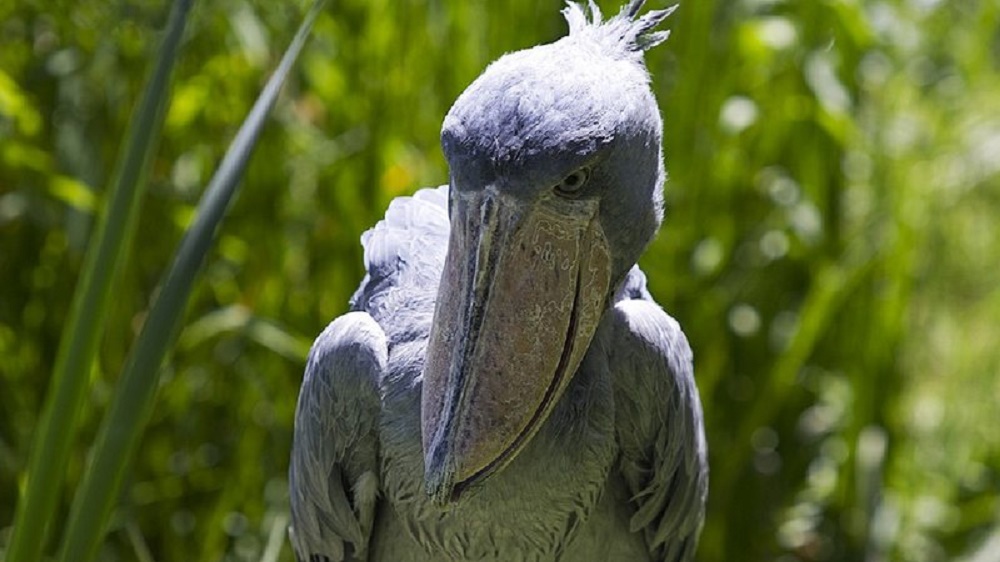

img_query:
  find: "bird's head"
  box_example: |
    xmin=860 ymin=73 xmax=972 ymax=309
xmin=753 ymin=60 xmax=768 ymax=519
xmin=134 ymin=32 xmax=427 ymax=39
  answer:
xmin=421 ymin=0 xmax=676 ymax=505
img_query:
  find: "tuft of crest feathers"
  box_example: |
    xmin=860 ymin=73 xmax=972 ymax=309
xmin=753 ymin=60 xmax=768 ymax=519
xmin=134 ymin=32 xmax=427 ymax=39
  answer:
xmin=563 ymin=0 xmax=678 ymax=55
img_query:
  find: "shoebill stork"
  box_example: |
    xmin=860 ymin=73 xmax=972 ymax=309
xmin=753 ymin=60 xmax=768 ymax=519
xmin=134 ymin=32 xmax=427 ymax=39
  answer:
xmin=289 ymin=1 xmax=708 ymax=560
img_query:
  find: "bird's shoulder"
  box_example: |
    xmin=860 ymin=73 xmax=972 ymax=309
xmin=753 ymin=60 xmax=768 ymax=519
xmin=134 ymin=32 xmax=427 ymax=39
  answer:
xmin=605 ymin=268 xmax=708 ymax=561
xmin=350 ymin=185 xmax=450 ymax=324
xmin=289 ymin=312 xmax=387 ymax=561
xmin=609 ymin=290 xmax=692 ymax=396
xmin=606 ymin=266 xmax=689 ymax=392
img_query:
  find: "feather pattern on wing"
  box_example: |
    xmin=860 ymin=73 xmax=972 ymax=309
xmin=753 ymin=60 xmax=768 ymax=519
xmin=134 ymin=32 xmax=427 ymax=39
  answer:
xmin=609 ymin=292 xmax=709 ymax=562
xmin=289 ymin=312 xmax=387 ymax=561
xmin=291 ymin=187 xmax=450 ymax=561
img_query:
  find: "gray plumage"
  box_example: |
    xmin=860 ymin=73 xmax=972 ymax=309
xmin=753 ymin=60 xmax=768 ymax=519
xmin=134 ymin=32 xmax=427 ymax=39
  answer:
xmin=289 ymin=2 xmax=708 ymax=561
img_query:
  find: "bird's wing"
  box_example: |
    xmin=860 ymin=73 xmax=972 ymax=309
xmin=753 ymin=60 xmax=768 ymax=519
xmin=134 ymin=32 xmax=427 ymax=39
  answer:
xmin=609 ymin=276 xmax=709 ymax=562
xmin=289 ymin=312 xmax=387 ymax=562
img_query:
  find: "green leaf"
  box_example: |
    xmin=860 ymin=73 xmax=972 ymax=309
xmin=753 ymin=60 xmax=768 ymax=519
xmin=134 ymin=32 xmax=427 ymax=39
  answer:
xmin=5 ymin=1 xmax=193 ymax=559
xmin=54 ymin=1 xmax=327 ymax=560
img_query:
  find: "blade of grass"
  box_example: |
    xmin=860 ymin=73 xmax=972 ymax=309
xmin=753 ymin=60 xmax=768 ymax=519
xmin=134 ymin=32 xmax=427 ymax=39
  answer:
xmin=260 ymin=513 xmax=290 ymax=562
xmin=714 ymin=257 xmax=873 ymax=500
xmin=5 ymin=1 xmax=193 ymax=559
xmin=55 ymin=2 xmax=327 ymax=560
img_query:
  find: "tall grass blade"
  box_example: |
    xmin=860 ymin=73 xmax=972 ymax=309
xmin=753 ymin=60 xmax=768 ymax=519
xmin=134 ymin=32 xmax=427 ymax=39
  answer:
xmin=5 ymin=1 xmax=193 ymax=559
xmin=714 ymin=258 xmax=872 ymax=498
xmin=55 ymin=2 xmax=327 ymax=560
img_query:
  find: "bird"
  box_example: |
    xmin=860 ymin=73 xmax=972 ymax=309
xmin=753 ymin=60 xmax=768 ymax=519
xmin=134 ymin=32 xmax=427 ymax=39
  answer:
xmin=288 ymin=1 xmax=708 ymax=561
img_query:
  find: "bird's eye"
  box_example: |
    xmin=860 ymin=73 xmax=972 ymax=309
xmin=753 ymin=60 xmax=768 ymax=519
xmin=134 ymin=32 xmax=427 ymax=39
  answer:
xmin=554 ymin=168 xmax=591 ymax=197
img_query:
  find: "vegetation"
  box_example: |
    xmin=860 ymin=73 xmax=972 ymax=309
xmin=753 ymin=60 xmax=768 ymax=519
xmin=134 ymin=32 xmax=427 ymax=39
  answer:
xmin=1 ymin=0 xmax=997 ymax=560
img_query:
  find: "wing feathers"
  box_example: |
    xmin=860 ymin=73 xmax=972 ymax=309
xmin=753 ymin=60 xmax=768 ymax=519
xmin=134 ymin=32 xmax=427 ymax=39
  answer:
xmin=611 ymin=298 xmax=708 ymax=561
xmin=289 ymin=312 xmax=387 ymax=561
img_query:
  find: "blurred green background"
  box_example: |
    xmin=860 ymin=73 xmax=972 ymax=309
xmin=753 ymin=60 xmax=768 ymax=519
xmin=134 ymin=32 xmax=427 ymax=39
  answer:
xmin=2 ymin=0 xmax=998 ymax=560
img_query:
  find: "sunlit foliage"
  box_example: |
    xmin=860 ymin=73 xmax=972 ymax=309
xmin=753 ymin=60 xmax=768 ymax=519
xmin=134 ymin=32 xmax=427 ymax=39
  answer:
xmin=1 ymin=1 xmax=998 ymax=560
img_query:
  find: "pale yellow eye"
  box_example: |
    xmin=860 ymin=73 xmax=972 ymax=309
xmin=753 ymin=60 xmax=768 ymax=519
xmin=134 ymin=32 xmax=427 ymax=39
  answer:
xmin=555 ymin=167 xmax=591 ymax=196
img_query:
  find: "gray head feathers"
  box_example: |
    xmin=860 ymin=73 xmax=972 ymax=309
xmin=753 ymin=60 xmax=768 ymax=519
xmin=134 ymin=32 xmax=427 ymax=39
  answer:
xmin=563 ymin=1 xmax=678 ymax=55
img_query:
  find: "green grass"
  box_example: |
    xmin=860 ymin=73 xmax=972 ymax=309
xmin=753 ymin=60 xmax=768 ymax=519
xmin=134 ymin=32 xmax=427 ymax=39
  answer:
xmin=3 ymin=0 xmax=324 ymax=559
xmin=5 ymin=1 xmax=193 ymax=558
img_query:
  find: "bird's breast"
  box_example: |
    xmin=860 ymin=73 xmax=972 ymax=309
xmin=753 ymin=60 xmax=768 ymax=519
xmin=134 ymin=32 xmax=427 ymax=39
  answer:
xmin=372 ymin=328 xmax=618 ymax=561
